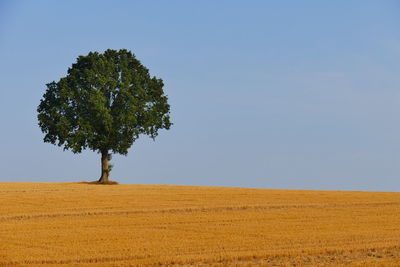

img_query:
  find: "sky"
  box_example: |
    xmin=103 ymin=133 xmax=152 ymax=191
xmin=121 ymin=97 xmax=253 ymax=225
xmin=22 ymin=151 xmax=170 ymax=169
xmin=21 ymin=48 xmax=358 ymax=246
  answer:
xmin=1 ymin=1 xmax=400 ymax=191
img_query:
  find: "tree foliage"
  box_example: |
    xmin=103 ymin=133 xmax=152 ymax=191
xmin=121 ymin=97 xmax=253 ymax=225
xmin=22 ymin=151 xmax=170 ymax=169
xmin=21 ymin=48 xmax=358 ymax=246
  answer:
xmin=37 ymin=49 xmax=171 ymax=182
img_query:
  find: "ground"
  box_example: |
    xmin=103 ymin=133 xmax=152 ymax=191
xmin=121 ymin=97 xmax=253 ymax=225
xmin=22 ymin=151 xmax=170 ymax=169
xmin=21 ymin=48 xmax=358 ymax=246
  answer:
xmin=0 ymin=182 xmax=399 ymax=266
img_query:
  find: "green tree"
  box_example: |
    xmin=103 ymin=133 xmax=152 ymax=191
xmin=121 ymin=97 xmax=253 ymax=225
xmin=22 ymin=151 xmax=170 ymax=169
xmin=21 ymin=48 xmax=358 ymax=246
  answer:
xmin=37 ymin=49 xmax=171 ymax=184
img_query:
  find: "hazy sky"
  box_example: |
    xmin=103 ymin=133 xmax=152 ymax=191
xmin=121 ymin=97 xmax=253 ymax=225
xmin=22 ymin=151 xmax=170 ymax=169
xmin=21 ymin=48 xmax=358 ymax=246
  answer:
xmin=1 ymin=1 xmax=400 ymax=191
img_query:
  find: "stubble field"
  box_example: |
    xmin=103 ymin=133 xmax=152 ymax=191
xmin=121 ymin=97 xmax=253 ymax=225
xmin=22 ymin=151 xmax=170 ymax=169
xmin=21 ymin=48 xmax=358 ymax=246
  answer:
xmin=0 ymin=182 xmax=399 ymax=266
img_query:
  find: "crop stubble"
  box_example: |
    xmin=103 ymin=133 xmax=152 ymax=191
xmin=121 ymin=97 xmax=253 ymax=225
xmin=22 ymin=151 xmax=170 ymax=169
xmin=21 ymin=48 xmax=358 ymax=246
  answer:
xmin=0 ymin=182 xmax=399 ymax=266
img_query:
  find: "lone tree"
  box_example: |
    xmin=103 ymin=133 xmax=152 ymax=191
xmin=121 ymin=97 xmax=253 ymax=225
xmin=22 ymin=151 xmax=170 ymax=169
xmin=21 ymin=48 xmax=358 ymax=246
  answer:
xmin=37 ymin=49 xmax=171 ymax=184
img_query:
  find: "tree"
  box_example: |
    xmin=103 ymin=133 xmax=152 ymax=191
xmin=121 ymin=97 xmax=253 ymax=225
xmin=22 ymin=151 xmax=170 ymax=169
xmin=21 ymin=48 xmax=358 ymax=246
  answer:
xmin=37 ymin=49 xmax=171 ymax=184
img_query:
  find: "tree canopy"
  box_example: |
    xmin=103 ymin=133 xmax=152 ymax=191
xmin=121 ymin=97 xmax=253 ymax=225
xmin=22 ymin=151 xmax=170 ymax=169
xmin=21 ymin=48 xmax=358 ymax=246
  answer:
xmin=37 ymin=49 xmax=171 ymax=183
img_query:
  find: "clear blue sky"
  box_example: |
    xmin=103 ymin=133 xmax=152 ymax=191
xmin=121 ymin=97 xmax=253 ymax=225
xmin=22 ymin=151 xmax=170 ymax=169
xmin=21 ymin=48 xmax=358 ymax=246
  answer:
xmin=1 ymin=1 xmax=400 ymax=191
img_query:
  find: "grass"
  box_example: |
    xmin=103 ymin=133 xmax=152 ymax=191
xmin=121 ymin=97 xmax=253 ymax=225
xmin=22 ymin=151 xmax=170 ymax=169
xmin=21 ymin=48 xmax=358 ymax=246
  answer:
xmin=0 ymin=182 xmax=399 ymax=266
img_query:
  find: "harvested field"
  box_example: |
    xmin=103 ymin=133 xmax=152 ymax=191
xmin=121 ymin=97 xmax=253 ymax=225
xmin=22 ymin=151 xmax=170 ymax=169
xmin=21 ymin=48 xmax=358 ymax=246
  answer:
xmin=0 ymin=182 xmax=399 ymax=266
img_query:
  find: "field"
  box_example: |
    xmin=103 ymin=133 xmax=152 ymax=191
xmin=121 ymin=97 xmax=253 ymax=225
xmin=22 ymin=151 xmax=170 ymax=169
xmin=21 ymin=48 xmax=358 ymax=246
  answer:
xmin=0 ymin=183 xmax=399 ymax=266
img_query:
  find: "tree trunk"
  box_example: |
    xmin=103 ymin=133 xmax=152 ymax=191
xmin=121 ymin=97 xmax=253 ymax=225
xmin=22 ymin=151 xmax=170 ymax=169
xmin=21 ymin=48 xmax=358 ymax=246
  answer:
xmin=98 ymin=151 xmax=109 ymax=183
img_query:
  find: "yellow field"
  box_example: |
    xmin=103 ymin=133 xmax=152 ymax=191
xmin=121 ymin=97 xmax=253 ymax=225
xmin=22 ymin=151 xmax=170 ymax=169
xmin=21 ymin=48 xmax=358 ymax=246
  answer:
xmin=0 ymin=183 xmax=399 ymax=266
